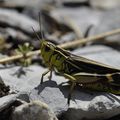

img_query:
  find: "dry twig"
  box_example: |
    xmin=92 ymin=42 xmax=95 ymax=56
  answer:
xmin=0 ymin=28 xmax=120 ymax=64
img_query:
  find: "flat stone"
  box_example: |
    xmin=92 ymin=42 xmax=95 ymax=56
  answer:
xmin=50 ymin=7 xmax=103 ymax=36
xmin=29 ymin=80 xmax=68 ymax=115
xmin=61 ymin=0 xmax=88 ymax=2
xmin=17 ymin=91 xmax=30 ymax=102
xmin=0 ymin=0 xmax=50 ymax=8
xmin=0 ymin=94 xmax=27 ymax=120
xmin=0 ymin=76 xmax=9 ymax=97
xmin=58 ymin=0 xmax=89 ymax=6
xmin=29 ymin=45 xmax=120 ymax=120
xmin=90 ymin=0 xmax=120 ymax=9
xmin=63 ymin=94 xmax=120 ymax=120
xmin=0 ymin=94 xmax=17 ymax=112
xmin=0 ymin=8 xmax=39 ymax=35
xmin=72 ymin=45 xmax=120 ymax=69
xmin=0 ymin=45 xmax=120 ymax=120
xmin=89 ymin=8 xmax=120 ymax=43
xmin=12 ymin=100 xmax=58 ymax=120
xmin=0 ymin=65 xmax=46 ymax=92
xmin=5 ymin=28 xmax=31 ymax=42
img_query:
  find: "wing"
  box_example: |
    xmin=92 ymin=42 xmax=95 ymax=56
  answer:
xmin=69 ymin=53 xmax=120 ymax=74
xmin=56 ymin=46 xmax=120 ymax=74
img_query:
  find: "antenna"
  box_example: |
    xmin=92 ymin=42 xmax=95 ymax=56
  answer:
xmin=31 ymin=27 xmax=41 ymax=40
xmin=31 ymin=12 xmax=45 ymax=42
xmin=39 ymin=12 xmax=44 ymax=40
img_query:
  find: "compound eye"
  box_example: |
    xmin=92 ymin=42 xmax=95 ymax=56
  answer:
xmin=56 ymin=55 xmax=61 ymax=60
xmin=45 ymin=45 xmax=50 ymax=51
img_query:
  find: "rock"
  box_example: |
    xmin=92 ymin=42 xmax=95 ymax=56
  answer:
xmin=0 ymin=76 xmax=10 ymax=97
xmin=0 ymin=8 xmax=39 ymax=35
xmin=1 ymin=0 xmax=88 ymax=8
xmin=5 ymin=28 xmax=31 ymax=42
xmin=107 ymin=114 xmax=120 ymax=120
xmin=1 ymin=45 xmax=120 ymax=120
xmin=0 ymin=0 xmax=53 ymax=8
xmin=0 ymin=26 xmax=40 ymax=50
xmin=23 ymin=7 xmax=41 ymax=20
xmin=0 ymin=94 xmax=26 ymax=120
xmin=59 ymin=32 xmax=76 ymax=43
xmin=17 ymin=92 xmax=30 ymax=103
xmin=46 ymin=32 xmax=76 ymax=44
xmin=57 ymin=0 xmax=89 ymax=7
xmin=29 ymin=45 xmax=120 ymax=120
xmin=62 ymin=0 xmax=88 ymax=3
xmin=30 ymin=82 xmax=120 ymax=120
xmin=50 ymin=7 xmax=103 ymax=36
xmin=12 ymin=100 xmax=58 ymax=120
xmin=29 ymin=80 xmax=68 ymax=114
xmin=0 ymin=65 xmax=46 ymax=92
xmin=72 ymin=45 xmax=120 ymax=69
xmin=0 ymin=27 xmax=31 ymax=46
xmin=89 ymin=8 xmax=120 ymax=43
xmin=90 ymin=0 xmax=120 ymax=9
xmin=0 ymin=94 xmax=17 ymax=112
xmin=62 ymin=94 xmax=120 ymax=120
xmin=42 ymin=11 xmax=72 ymax=38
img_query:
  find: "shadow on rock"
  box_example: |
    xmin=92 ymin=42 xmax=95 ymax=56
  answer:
xmin=35 ymin=80 xmax=58 ymax=94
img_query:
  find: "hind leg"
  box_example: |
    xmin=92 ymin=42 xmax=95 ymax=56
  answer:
xmin=68 ymin=82 xmax=76 ymax=105
xmin=63 ymin=73 xmax=76 ymax=105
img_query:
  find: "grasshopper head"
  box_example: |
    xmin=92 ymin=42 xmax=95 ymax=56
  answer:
xmin=40 ymin=40 xmax=56 ymax=64
xmin=41 ymin=40 xmax=56 ymax=54
xmin=32 ymin=12 xmax=56 ymax=63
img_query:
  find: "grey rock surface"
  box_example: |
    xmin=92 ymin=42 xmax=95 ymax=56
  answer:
xmin=17 ymin=92 xmax=30 ymax=103
xmin=1 ymin=0 xmax=89 ymax=8
xmin=0 ymin=76 xmax=9 ymax=97
xmin=0 ymin=94 xmax=27 ymax=120
xmin=72 ymin=45 xmax=120 ymax=69
xmin=12 ymin=100 xmax=58 ymax=120
xmin=1 ymin=0 xmax=56 ymax=7
xmin=89 ymin=8 xmax=120 ymax=43
xmin=0 ymin=65 xmax=46 ymax=92
xmin=29 ymin=45 xmax=120 ymax=119
xmin=5 ymin=28 xmax=31 ymax=42
xmin=56 ymin=0 xmax=89 ymax=7
xmin=62 ymin=0 xmax=88 ymax=2
xmin=63 ymin=94 xmax=120 ymax=120
xmin=0 ymin=46 xmax=120 ymax=120
xmin=29 ymin=79 xmax=68 ymax=114
xmin=90 ymin=0 xmax=120 ymax=9
xmin=50 ymin=7 xmax=103 ymax=36
xmin=0 ymin=94 xmax=17 ymax=112
xmin=0 ymin=9 xmax=39 ymax=35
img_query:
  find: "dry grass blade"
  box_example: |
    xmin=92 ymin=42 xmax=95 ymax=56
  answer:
xmin=59 ymin=28 xmax=120 ymax=48
xmin=0 ymin=50 xmax=40 ymax=64
xmin=0 ymin=28 xmax=120 ymax=64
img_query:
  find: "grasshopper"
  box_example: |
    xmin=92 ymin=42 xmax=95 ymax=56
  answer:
xmin=33 ymin=15 xmax=120 ymax=105
xmin=40 ymin=40 xmax=120 ymax=104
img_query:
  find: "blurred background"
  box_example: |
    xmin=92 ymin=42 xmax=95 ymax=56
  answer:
xmin=0 ymin=0 xmax=120 ymax=57
xmin=0 ymin=1 xmax=120 ymax=120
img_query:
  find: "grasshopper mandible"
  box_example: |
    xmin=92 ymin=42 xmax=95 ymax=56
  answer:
xmin=34 ymin=14 xmax=120 ymax=105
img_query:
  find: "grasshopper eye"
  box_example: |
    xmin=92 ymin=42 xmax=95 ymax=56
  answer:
xmin=45 ymin=46 xmax=50 ymax=51
xmin=56 ymin=55 xmax=61 ymax=60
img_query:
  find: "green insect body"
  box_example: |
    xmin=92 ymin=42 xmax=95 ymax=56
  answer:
xmin=40 ymin=39 xmax=120 ymax=104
